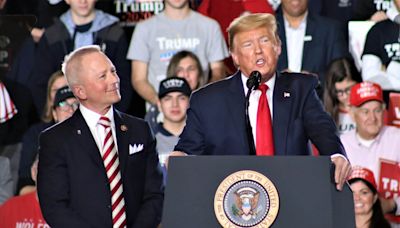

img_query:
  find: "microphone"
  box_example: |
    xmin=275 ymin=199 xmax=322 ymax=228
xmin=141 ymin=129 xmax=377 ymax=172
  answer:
xmin=245 ymin=71 xmax=262 ymax=155
xmin=246 ymin=71 xmax=262 ymax=90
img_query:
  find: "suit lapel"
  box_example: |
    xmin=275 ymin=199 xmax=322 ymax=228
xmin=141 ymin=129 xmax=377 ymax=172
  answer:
xmin=226 ymin=72 xmax=249 ymax=154
xmin=277 ymin=13 xmax=288 ymax=70
xmin=72 ymin=110 xmax=104 ymax=169
xmin=272 ymin=72 xmax=293 ymax=155
xmin=113 ymin=109 xmax=128 ymax=177
xmin=302 ymin=14 xmax=316 ymax=71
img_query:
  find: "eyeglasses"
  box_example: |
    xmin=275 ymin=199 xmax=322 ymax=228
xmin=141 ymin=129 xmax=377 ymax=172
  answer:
xmin=55 ymin=101 xmax=79 ymax=112
xmin=335 ymin=86 xmax=353 ymax=97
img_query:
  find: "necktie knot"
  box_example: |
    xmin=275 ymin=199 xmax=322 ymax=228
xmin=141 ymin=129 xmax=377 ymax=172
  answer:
xmin=258 ymin=84 xmax=268 ymax=94
xmin=98 ymin=116 xmax=111 ymax=129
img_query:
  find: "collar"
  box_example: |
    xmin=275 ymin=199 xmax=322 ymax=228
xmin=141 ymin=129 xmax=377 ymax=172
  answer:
xmin=241 ymin=72 xmax=276 ymax=95
xmin=284 ymin=11 xmax=308 ymax=29
xmin=80 ymin=104 xmax=114 ymax=128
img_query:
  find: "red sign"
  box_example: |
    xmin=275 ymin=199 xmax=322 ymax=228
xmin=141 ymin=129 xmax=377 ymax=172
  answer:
xmin=387 ymin=92 xmax=400 ymax=127
xmin=379 ymin=159 xmax=400 ymax=223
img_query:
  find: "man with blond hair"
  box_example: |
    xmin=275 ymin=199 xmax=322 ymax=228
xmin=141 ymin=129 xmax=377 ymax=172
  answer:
xmin=173 ymin=13 xmax=351 ymax=191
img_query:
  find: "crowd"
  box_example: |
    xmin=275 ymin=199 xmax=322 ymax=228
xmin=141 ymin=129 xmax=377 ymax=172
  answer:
xmin=0 ymin=0 xmax=400 ymax=227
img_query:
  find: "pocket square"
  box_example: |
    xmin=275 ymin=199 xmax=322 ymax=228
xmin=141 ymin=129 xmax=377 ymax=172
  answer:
xmin=129 ymin=144 xmax=144 ymax=155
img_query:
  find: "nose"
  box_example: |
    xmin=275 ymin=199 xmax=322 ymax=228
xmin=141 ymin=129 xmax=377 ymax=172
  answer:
xmin=255 ymin=42 xmax=262 ymax=54
xmin=171 ymin=97 xmax=179 ymax=107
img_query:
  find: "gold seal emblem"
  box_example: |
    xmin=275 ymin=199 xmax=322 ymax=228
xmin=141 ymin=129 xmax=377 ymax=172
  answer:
xmin=214 ymin=170 xmax=279 ymax=228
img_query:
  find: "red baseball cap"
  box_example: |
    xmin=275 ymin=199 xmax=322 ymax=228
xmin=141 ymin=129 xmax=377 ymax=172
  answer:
xmin=349 ymin=82 xmax=383 ymax=107
xmin=347 ymin=166 xmax=377 ymax=190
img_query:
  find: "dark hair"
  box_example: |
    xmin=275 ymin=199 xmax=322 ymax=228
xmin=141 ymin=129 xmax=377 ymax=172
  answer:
xmin=323 ymin=57 xmax=362 ymax=123
xmin=348 ymin=179 xmax=391 ymax=228
xmin=166 ymin=50 xmax=203 ymax=89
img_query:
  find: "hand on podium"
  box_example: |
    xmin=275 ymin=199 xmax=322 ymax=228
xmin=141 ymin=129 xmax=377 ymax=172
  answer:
xmin=331 ymin=155 xmax=352 ymax=191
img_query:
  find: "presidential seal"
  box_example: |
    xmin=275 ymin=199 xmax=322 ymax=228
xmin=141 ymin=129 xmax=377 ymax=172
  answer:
xmin=214 ymin=170 xmax=279 ymax=228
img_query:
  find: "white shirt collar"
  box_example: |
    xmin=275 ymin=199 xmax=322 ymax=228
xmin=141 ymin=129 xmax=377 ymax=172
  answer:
xmin=80 ymin=104 xmax=114 ymax=128
xmin=241 ymin=72 xmax=276 ymax=95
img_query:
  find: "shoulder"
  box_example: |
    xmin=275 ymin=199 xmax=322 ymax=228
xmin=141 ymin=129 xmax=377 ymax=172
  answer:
xmin=116 ymin=110 xmax=150 ymax=129
xmin=98 ymin=22 xmax=124 ymax=42
xmin=190 ymin=11 xmax=220 ymax=28
xmin=381 ymin=126 xmax=400 ymax=137
xmin=193 ymin=74 xmax=236 ymax=98
xmin=277 ymin=72 xmax=319 ymax=88
xmin=368 ymin=19 xmax=395 ymax=33
xmin=44 ymin=19 xmax=69 ymax=45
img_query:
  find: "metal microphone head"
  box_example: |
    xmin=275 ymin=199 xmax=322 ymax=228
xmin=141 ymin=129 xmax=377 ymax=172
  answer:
xmin=246 ymin=71 xmax=261 ymax=90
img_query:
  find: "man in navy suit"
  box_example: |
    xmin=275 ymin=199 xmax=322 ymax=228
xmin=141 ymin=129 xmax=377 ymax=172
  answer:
xmin=276 ymin=0 xmax=347 ymax=96
xmin=173 ymin=13 xmax=351 ymax=190
xmin=37 ymin=45 xmax=164 ymax=228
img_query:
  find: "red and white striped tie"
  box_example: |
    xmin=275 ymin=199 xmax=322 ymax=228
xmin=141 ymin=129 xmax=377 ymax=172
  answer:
xmin=98 ymin=116 xmax=127 ymax=228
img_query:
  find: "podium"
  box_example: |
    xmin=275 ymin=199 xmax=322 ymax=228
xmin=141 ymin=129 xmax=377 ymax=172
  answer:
xmin=162 ymin=156 xmax=355 ymax=228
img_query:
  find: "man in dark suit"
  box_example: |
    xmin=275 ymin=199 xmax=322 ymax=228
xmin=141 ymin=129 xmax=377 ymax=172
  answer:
xmin=37 ymin=45 xmax=163 ymax=228
xmin=276 ymin=0 xmax=347 ymax=95
xmin=172 ymin=13 xmax=351 ymax=190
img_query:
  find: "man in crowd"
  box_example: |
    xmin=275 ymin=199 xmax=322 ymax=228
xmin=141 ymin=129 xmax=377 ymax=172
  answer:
xmin=341 ymin=81 xmax=400 ymax=225
xmin=37 ymin=45 xmax=164 ymax=227
xmin=276 ymin=0 xmax=347 ymax=96
xmin=361 ymin=0 xmax=400 ymax=91
xmin=155 ymin=76 xmax=191 ymax=167
xmin=127 ymin=0 xmax=229 ymax=107
xmin=172 ymin=13 xmax=351 ymax=191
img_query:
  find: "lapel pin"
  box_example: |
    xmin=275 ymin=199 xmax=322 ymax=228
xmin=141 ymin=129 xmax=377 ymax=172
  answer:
xmin=77 ymin=130 xmax=81 ymax=135
xmin=284 ymin=92 xmax=291 ymax=98
xmin=121 ymin=125 xmax=128 ymax=132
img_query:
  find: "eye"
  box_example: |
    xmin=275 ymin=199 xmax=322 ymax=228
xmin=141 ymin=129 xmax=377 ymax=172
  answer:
xmin=260 ymin=37 xmax=269 ymax=44
xmin=242 ymin=41 xmax=252 ymax=48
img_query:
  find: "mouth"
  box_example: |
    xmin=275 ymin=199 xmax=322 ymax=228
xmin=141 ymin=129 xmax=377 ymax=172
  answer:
xmin=354 ymin=203 xmax=364 ymax=208
xmin=256 ymin=58 xmax=265 ymax=67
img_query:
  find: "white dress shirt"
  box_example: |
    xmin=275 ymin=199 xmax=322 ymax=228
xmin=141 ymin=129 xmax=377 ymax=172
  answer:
xmin=241 ymin=73 xmax=275 ymax=146
xmin=80 ymin=104 xmax=118 ymax=153
xmin=284 ymin=13 xmax=307 ymax=73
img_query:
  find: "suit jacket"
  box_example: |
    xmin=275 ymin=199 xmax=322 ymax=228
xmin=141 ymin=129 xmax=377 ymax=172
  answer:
xmin=175 ymin=71 xmax=345 ymax=156
xmin=276 ymin=11 xmax=347 ymax=90
xmin=37 ymin=109 xmax=163 ymax=228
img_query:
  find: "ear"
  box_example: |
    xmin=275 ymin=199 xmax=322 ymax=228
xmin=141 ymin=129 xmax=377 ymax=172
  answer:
xmin=72 ymin=85 xmax=87 ymax=100
xmin=52 ymin=109 xmax=58 ymax=122
xmin=231 ymin=50 xmax=239 ymax=67
xmin=274 ymin=44 xmax=281 ymax=57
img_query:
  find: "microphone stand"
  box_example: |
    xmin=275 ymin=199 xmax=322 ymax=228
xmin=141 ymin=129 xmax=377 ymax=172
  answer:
xmin=245 ymin=71 xmax=261 ymax=155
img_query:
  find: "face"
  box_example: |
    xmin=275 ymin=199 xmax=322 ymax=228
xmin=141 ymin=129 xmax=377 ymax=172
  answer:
xmin=164 ymin=0 xmax=188 ymax=9
xmin=159 ymin=92 xmax=189 ymax=124
xmin=231 ymin=27 xmax=281 ymax=82
xmin=65 ymin=0 xmax=96 ymax=18
xmin=351 ymin=101 xmax=384 ymax=140
xmin=75 ymin=52 xmax=121 ymax=114
xmin=335 ymin=79 xmax=357 ymax=108
xmin=281 ymin=0 xmax=308 ymax=18
xmin=175 ymin=56 xmax=200 ymax=90
xmin=52 ymin=97 xmax=79 ymax=122
xmin=50 ymin=76 xmax=68 ymax=104
xmin=351 ymin=180 xmax=377 ymax=216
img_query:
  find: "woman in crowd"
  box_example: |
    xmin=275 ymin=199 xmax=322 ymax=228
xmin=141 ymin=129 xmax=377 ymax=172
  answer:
xmin=323 ymin=57 xmax=362 ymax=134
xmin=348 ymin=166 xmax=390 ymax=228
xmin=166 ymin=50 xmax=204 ymax=90
xmin=17 ymin=70 xmax=67 ymax=195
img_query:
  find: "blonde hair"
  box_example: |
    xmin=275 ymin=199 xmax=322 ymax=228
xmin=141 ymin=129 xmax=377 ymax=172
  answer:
xmin=227 ymin=13 xmax=281 ymax=51
xmin=42 ymin=70 xmax=65 ymax=123
xmin=62 ymin=45 xmax=102 ymax=87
